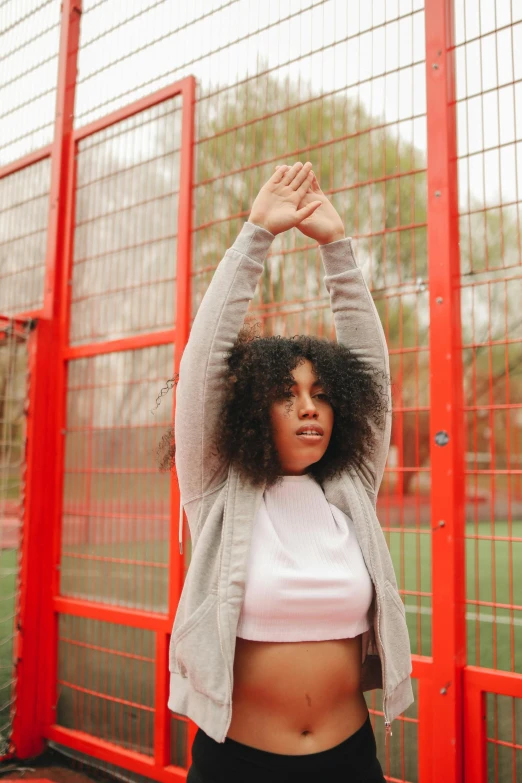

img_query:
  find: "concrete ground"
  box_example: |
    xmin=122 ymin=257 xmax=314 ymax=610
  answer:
xmin=0 ymin=750 xmax=114 ymax=783
xmin=0 ymin=770 xmax=96 ymax=783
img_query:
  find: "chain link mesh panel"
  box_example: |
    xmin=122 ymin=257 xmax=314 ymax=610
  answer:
xmin=0 ymin=316 xmax=33 ymax=757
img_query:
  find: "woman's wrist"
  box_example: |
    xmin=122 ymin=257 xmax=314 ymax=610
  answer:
xmin=247 ymin=216 xmax=276 ymax=235
xmin=321 ymin=232 xmax=346 ymax=245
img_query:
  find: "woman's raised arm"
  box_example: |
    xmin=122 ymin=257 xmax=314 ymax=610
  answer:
xmin=320 ymin=237 xmax=392 ymax=504
xmin=175 ymin=163 xmax=322 ymax=506
xmin=284 ymin=167 xmax=392 ymax=504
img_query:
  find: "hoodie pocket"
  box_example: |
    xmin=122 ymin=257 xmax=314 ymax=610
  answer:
xmin=169 ymin=591 xmax=229 ymax=704
xmin=384 ymin=579 xmax=406 ymax=618
xmin=379 ymin=580 xmax=412 ymax=694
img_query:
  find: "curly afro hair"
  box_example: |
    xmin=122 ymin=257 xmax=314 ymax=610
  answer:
xmin=156 ymin=321 xmax=390 ymax=492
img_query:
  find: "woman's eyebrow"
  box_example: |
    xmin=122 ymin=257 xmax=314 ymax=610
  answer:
xmin=290 ymin=380 xmax=323 ymax=388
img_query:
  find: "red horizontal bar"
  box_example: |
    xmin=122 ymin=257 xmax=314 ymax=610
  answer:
xmin=461 ymin=270 xmax=522 ymax=289
xmin=75 ymin=145 xmax=178 ymax=192
xmin=60 ymin=506 xmax=168 ymax=521
xmin=46 ymin=725 xmax=187 ymax=783
xmin=0 ymin=228 xmax=46 ymax=255
xmin=331 ymin=167 xmax=427 ymax=195
xmin=57 ymin=679 xmax=155 ymax=712
xmin=199 ymin=208 xmax=427 ymax=236
xmin=486 ymin=737 xmax=522 ymax=751
xmin=462 ymin=338 xmax=522 ymax=352
xmin=464 ymin=469 xmax=522 ymax=476
xmin=54 ymin=596 xmax=171 ymax=631
xmin=71 ymin=274 xmax=176 ymax=306
xmin=465 ymin=666 xmax=522 ymax=699
xmin=465 ymin=598 xmax=522 ymax=612
xmin=62 ymin=420 xmax=167 ymax=432
xmin=61 ymin=465 xmax=168 ymax=474
xmin=198 ymin=82 xmax=424 ymax=147
xmin=63 ymin=328 xmax=175 ymax=360
xmin=73 ymin=76 xmax=194 ymax=142
xmin=382 ymin=776 xmax=414 ymax=783
xmin=452 ymin=19 xmax=514 ymax=48
xmin=461 ymin=196 xmax=522 ymax=216
xmin=455 ymin=75 xmax=522 ymax=104
xmin=463 ymin=402 xmax=522 ymax=410
xmin=411 ymin=654 xmax=433 ymax=679
xmin=74 ymin=231 xmax=179 ymax=267
xmin=59 ymin=634 xmax=155 ymax=663
xmin=75 ymin=181 xmax=178 ymax=220
xmin=383 ymin=527 xmax=431 ymax=535
xmin=61 ymin=551 xmax=168 ymax=568
xmin=466 ymin=535 xmax=522 ymax=544
xmin=0 ymin=144 xmax=52 ymax=180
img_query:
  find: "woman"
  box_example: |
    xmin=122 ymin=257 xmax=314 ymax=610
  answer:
xmin=158 ymin=161 xmax=413 ymax=782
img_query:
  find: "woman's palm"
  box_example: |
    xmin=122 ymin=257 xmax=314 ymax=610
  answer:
xmin=275 ymin=168 xmax=344 ymax=244
xmin=297 ymin=173 xmax=345 ymax=244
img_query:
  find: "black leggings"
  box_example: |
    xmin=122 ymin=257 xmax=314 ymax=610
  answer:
xmin=186 ymin=712 xmax=386 ymax=783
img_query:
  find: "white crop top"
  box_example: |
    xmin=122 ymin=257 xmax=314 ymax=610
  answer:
xmin=236 ymin=473 xmax=373 ymax=642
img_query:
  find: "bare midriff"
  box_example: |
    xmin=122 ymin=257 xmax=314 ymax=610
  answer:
xmin=226 ymin=635 xmax=369 ymax=755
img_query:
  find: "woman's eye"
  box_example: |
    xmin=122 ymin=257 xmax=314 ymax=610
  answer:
xmin=280 ymin=391 xmax=328 ymax=401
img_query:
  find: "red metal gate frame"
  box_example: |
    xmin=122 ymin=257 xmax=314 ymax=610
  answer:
xmin=3 ymin=1 xmax=196 ymax=777
xmin=3 ymin=0 xmax=522 ymax=781
xmin=464 ymin=668 xmax=522 ymax=781
xmin=424 ymin=0 xmax=466 ymax=780
xmin=43 ymin=75 xmax=196 ymax=781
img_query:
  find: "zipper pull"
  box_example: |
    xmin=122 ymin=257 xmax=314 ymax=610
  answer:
xmin=383 ymin=701 xmax=392 ymax=744
xmin=384 ymin=719 xmax=392 ymax=750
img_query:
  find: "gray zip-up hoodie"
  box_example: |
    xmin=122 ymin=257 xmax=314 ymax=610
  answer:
xmin=169 ymin=221 xmax=413 ymax=743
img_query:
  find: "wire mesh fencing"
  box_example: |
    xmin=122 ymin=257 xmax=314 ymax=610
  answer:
xmin=1 ymin=0 xmax=521 ymax=781
xmin=0 ymin=316 xmax=33 ymax=758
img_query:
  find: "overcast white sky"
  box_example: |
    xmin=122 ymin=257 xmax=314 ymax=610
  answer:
xmin=1 ymin=0 xmax=521 ymax=210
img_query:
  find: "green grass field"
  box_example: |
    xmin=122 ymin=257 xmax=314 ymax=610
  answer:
xmin=1 ymin=521 xmax=521 ymax=779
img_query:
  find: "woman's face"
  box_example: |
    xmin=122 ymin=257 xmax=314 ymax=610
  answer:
xmin=269 ymin=358 xmax=334 ymax=476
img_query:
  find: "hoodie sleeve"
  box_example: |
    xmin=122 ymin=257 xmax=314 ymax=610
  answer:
xmin=320 ymin=236 xmax=392 ymax=504
xmin=175 ymin=221 xmax=275 ymax=506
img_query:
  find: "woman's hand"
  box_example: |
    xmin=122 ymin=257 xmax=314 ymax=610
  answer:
xmin=248 ymin=161 xmax=322 ymax=236
xmin=275 ymin=166 xmax=345 ymax=245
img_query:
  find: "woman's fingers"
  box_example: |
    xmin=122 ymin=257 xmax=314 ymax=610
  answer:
xmin=274 ymin=161 xmax=313 ymax=185
xmin=281 ymin=161 xmax=306 ymax=186
xmin=296 ymin=169 xmax=315 ymax=197
xmin=271 ymin=161 xmax=315 ymax=195
xmin=295 ymin=200 xmax=322 ymax=223
xmin=271 ymin=166 xmax=289 ymax=183
xmin=291 ymin=161 xmax=313 ymax=190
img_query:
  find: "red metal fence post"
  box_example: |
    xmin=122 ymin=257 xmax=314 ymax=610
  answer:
xmin=39 ymin=0 xmax=82 ymax=739
xmin=464 ymin=673 xmax=487 ymax=782
xmin=424 ymin=0 xmax=466 ymax=780
xmin=159 ymin=73 xmax=196 ymax=770
xmin=12 ymin=0 xmax=81 ymax=758
xmin=10 ymin=322 xmax=48 ymax=758
xmin=42 ymin=73 xmax=196 ymax=779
